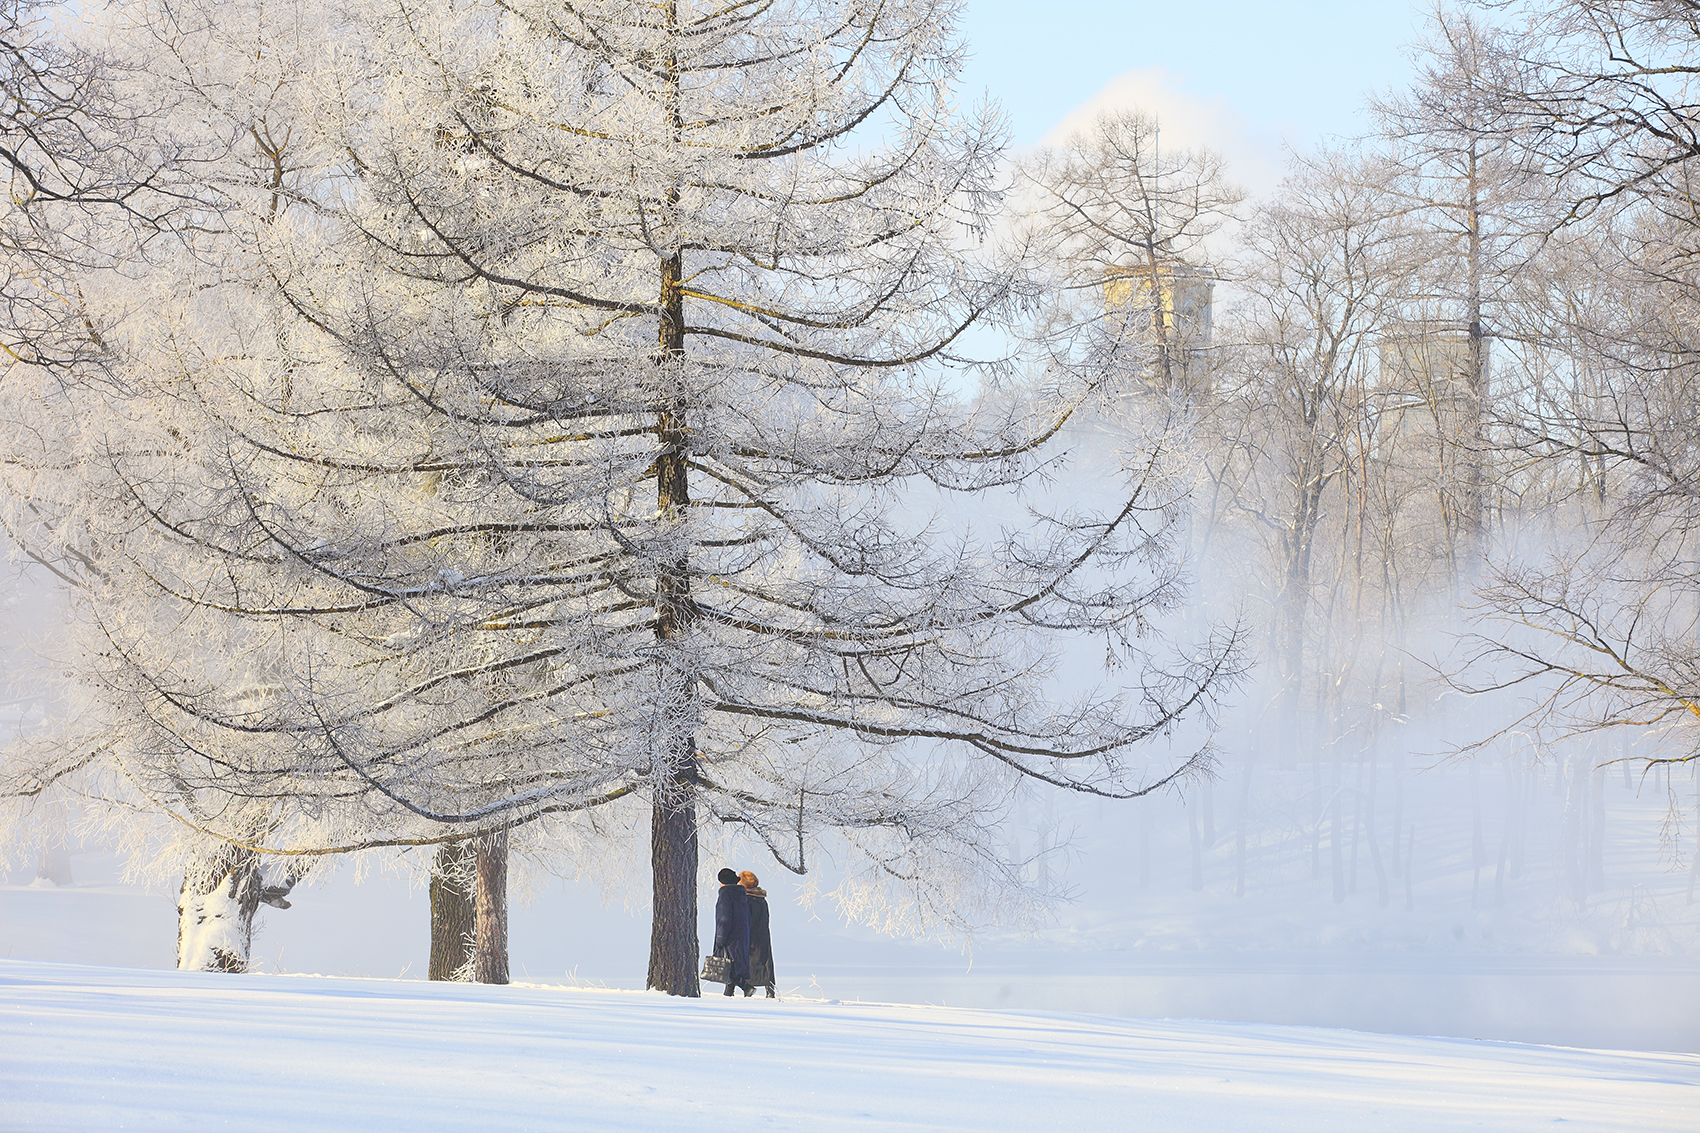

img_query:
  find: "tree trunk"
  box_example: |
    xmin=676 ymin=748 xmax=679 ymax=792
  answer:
xmin=1187 ymin=804 xmax=1203 ymax=891
xmin=647 ymin=785 xmax=700 ymax=995
xmin=474 ymin=831 xmax=509 ymax=985
xmin=1460 ymin=143 xmax=1487 ymax=596
xmin=1234 ymin=747 xmax=1255 ymax=898
xmin=429 ymin=839 xmax=476 ymax=981
xmin=35 ymin=844 xmax=73 ymax=886
xmin=178 ymin=846 xmax=262 ymax=972
xmin=646 ymin=43 xmax=703 ymax=996
xmin=1278 ymin=455 xmax=1325 ymax=770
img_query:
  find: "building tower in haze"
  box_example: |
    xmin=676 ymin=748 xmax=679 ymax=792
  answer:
xmin=1104 ymin=263 xmax=1216 ymax=397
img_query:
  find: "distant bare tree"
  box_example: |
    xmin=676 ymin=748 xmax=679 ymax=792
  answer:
xmin=1483 ymin=0 xmax=1700 ymax=221
xmin=1209 ymin=151 xmax=1418 ymax=767
xmin=1453 ymin=204 xmax=1700 ymax=783
xmin=1372 ymin=6 xmax=1551 ymax=594
xmin=1448 ymin=0 xmax=1700 ymax=803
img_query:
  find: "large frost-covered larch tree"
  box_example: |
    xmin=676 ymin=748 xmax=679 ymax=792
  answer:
xmin=2 ymin=0 xmax=1242 ymax=990
xmin=0 ymin=0 xmax=363 ymax=972
xmin=0 ymin=0 xmax=257 ymax=961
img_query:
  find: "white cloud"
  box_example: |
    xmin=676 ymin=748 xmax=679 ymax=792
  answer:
xmin=1036 ymin=68 xmax=1288 ymax=203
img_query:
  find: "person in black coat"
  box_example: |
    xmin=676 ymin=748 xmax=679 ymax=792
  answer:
xmin=712 ymin=867 xmax=751 ymax=996
xmin=740 ymin=870 xmax=775 ymax=998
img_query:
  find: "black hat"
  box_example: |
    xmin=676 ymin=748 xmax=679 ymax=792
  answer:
xmin=717 ymin=867 xmax=739 ymax=885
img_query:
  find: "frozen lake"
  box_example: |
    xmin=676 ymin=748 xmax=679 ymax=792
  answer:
xmin=788 ymin=950 xmax=1700 ymax=1052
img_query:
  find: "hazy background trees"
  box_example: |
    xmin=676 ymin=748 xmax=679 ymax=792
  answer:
xmin=1198 ymin=0 xmax=1698 ymax=899
xmin=1023 ymin=0 xmax=1699 ymax=913
xmin=1450 ymin=0 xmax=1700 ymax=815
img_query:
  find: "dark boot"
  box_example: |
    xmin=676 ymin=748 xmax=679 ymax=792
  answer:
xmin=765 ymin=984 xmax=775 ymax=998
xmin=722 ymin=983 xmax=735 ymax=997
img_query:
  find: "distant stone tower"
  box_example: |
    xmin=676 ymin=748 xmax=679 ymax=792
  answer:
xmin=1376 ymin=327 xmax=1476 ymax=435
xmin=1103 ymin=263 xmax=1215 ymax=396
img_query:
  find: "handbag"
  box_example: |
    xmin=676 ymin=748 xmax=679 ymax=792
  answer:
xmin=701 ymin=952 xmax=733 ymax=984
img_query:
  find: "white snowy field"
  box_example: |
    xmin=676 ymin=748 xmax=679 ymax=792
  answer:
xmin=3 ymin=960 xmax=1697 ymax=1133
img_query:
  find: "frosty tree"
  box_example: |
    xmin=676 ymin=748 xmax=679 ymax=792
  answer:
xmin=1370 ymin=8 xmax=1549 ymax=598
xmin=0 ymin=1 xmax=267 ymax=962
xmin=1 ymin=0 xmax=1242 ymax=991
xmin=0 ymin=0 xmax=313 ymax=971
xmin=1445 ymin=0 xmax=1700 ymax=784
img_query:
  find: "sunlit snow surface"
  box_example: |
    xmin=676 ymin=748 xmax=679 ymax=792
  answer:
xmin=3 ymin=960 xmax=1695 ymax=1132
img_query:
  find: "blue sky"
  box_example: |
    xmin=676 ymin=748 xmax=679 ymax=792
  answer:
xmin=955 ymin=0 xmax=1435 ymax=188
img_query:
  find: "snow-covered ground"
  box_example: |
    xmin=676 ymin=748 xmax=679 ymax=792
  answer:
xmin=4 ymin=960 xmax=1696 ymax=1133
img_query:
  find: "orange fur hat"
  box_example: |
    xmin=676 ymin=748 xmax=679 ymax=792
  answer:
xmin=739 ymin=870 xmax=759 ymax=888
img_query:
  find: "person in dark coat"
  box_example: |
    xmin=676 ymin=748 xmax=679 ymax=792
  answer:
xmin=712 ymin=867 xmax=751 ymax=996
xmin=740 ymin=870 xmax=775 ymax=998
